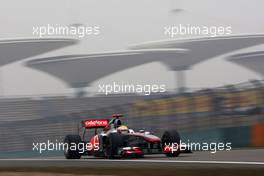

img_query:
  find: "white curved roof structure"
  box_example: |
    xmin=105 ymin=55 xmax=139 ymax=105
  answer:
xmin=130 ymin=34 xmax=264 ymax=70
xmin=26 ymin=49 xmax=187 ymax=88
xmin=26 ymin=34 xmax=264 ymax=91
xmin=0 ymin=38 xmax=77 ymax=66
xmin=227 ymin=51 xmax=264 ymax=77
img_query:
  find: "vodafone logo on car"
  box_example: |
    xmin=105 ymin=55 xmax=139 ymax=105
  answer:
xmin=84 ymin=120 xmax=108 ymax=128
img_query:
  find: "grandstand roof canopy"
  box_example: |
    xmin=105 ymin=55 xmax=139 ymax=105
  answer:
xmin=0 ymin=38 xmax=77 ymax=66
xmin=227 ymin=51 xmax=264 ymax=77
xmin=26 ymin=34 xmax=264 ymax=89
xmin=129 ymin=34 xmax=264 ymax=70
xmin=26 ymin=49 xmax=187 ymax=88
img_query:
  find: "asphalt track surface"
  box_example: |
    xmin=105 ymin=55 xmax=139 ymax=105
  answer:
xmin=0 ymin=149 xmax=264 ymax=168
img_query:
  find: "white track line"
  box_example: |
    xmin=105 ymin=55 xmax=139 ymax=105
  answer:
xmin=0 ymin=159 xmax=263 ymax=165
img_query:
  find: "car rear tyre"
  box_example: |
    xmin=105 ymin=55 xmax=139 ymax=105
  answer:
xmin=105 ymin=133 xmax=124 ymax=159
xmin=162 ymin=129 xmax=181 ymax=157
xmin=64 ymin=135 xmax=82 ymax=159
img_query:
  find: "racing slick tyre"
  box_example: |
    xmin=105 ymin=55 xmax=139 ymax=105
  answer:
xmin=161 ymin=129 xmax=181 ymax=157
xmin=64 ymin=135 xmax=82 ymax=159
xmin=105 ymin=133 xmax=124 ymax=159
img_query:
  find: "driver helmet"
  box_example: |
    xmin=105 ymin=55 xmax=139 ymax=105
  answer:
xmin=117 ymin=125 xmax=129 ymax=133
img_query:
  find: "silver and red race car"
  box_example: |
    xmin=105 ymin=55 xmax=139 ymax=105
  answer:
xmin=64 ymin=114 xmax=182 ymax=159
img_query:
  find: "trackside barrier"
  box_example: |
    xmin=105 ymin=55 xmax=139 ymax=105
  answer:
xmin=252 ymin=124 xmax=264 ymax=147
xmin=0 ymin=80 xmax=264 ymax=157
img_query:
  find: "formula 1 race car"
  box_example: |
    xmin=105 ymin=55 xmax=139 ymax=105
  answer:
xmin=64 ymin=114 xmax=181 ymax=159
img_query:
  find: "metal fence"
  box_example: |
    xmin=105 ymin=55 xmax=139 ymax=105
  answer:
xmin=0 ymin=80 xmax=264 ymax=157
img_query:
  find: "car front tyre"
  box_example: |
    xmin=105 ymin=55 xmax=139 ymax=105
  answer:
xmin=162 ymin=129 xmax=181 ymax=157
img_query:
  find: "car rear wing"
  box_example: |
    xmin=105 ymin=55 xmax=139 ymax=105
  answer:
xmin=82 ymin=119 xmax=109 ymax=128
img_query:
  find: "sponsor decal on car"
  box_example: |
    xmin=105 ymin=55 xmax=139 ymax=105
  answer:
xmin=83 ymin=119 xmax=109 ymax=128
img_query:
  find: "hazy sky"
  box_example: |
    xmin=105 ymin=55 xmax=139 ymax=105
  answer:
xmin=0 ymin=0 xmax=264 ymax=96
